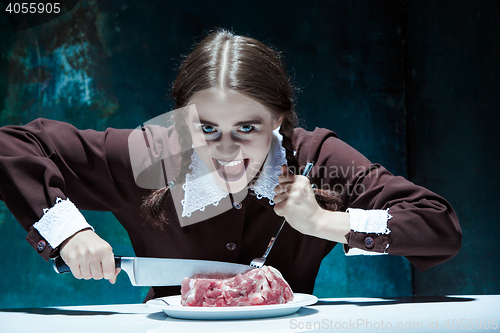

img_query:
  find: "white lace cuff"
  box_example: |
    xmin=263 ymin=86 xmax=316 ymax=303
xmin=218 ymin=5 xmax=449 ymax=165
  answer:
xmin=344 ymin=208 xmax=392 ymax=256
xmin=33 ymin=197 xmax=93 ymax=248
xmin=347 ymin=208 xmax=392 ymax=234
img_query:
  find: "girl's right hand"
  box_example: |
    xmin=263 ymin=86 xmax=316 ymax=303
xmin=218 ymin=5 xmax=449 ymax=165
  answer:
xmin=59 ymin=229 xmax=120 ymax=284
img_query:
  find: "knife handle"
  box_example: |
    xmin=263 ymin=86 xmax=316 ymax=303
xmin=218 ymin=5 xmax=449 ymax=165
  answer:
xmin=52 ymin=256 xmax=121 ymax=274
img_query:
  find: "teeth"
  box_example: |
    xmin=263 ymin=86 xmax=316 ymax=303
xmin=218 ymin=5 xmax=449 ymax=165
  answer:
xmin=218 ymin=160 xmax=243 ymax=167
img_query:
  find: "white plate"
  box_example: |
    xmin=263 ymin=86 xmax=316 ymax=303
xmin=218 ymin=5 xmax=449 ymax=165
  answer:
xmin=146 ymin=293 xmax=318 ymax=320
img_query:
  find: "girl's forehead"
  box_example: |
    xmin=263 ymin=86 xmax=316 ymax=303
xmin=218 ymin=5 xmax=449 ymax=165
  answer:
xmin=187 ymin=89 xmax=274 ymax=123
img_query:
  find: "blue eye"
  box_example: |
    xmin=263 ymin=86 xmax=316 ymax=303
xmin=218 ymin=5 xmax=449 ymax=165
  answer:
xmin=201 ymin=125 xmax=216 ymax=133
xmin=239 ymin=125 xmax=254 ymax=133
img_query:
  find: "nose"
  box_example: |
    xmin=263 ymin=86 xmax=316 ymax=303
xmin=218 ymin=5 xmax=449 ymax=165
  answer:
xmin=215 ymin=141 xmax=240 ymax=157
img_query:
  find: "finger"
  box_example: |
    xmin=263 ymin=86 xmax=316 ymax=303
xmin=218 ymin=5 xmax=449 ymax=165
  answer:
xmin=61 ymin=252 xmax=83 ymax=279
xmin=101 ymin=253 xmax=116 ymax=280
xmin=275 ymin=179 xmax=297 ymax=196
xmin=274 ymin=196 xmax=289 ymax=217
xmin=90 ymin=259 xmax=104 ymax=280
xmin=63 ymin=256 xmax=82 ymax=279
xmin=275 ymin=182 xmax=309 ymax=208
xmin=274 ymin=203 xmax=284 ymax=217
xmin=109 ymin=268 xmax=121 ymax=285
xmin=273 ymin=192 xmax=287 ymax=205
xmin=274 ymin=183 xmax=289 ymax=196
xmin=72 ymin=270 xmax=82 ymax=279
xmin=80 ymin=261 xmax=92 ymax=280
xmin=70 ymin=263 xmax=83 ymax=279
xmin=294 ymin=176 xmax=315 ymax=196
xmin=278 ymin=165 xmax=294 ymax=181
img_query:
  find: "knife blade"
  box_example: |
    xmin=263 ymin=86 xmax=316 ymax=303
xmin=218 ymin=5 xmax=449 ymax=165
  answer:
xmin=52 ymin=256 xmax=253 ymax=286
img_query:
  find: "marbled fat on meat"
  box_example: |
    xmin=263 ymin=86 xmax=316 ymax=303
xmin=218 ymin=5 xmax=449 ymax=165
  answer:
xmin=180 ymin=266 xmax=294 ymax=307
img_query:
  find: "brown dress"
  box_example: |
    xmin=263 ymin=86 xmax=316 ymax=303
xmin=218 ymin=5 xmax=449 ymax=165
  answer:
xmin=0 ymin=119 xmax=462 ymax=299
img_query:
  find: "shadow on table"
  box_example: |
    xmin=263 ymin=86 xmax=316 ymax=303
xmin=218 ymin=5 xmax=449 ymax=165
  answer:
xmin=314 ymin=296 xmax=476 ymax=307
xmin=0 ymin=307 xmax=128 ymax=316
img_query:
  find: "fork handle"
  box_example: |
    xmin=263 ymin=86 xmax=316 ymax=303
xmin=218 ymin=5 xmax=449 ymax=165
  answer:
xmin=262 ymin=217 xmax=286 ymax=259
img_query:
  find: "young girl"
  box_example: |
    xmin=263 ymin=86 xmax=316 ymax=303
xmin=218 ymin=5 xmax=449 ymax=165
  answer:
xmin=0 ymin=29 xmax=461 ymax=300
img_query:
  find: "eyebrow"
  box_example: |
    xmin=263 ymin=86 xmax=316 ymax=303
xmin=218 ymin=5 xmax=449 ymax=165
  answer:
xmin=198 ymin=118 xmax=263 ymax=126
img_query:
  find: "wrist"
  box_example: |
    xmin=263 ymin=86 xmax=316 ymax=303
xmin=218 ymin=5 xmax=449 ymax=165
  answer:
xmin=304 ymin=207 xmax=327 ymax=236
xmin=307 ymin=209 xmax=350 ymax=243
xmin=60 ymin=227 xmax=93 ymax=252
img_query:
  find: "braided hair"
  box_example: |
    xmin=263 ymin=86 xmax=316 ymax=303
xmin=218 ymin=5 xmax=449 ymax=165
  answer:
xmin=143 ymin=29 xmax=341 ymax=225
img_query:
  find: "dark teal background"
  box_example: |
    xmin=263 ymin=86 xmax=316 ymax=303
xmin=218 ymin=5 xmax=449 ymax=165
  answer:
xmin=0 ymin=0 xmax=498 ymax=308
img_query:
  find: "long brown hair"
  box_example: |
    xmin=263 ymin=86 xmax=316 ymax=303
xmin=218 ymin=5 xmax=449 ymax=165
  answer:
xmin=142 ymin=29 xmax=342 ymax=225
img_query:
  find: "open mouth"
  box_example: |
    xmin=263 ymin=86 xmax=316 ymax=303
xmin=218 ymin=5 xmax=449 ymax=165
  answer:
xmin=212 ymin=158 xmax=250 ymax=182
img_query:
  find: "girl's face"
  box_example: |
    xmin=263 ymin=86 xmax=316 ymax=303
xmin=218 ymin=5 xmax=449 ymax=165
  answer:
xmin=186 ymin=88 xmax=283 ymax=193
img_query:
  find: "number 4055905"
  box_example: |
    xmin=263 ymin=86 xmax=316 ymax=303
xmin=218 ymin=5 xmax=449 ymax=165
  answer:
xmin=5 ymin=2 xmax=61 ymax=14
xmin=444 ymin=319 xmax=498 ymax=330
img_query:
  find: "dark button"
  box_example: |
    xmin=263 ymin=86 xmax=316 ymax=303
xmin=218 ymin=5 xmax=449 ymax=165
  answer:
xmin=37 ymin=240 xmax=46 ymax=252
xmin=364 ymin=237 xmax=375 ymax=249
xmin=232 ymin=202 xmax=242 ymax=210
xmin=226 ymin=242 xmax=237 ymax=251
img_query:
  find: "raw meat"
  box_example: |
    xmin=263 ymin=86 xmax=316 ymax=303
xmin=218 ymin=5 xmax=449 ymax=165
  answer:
xmin=180 ymin=266 xmax=294 ymax=307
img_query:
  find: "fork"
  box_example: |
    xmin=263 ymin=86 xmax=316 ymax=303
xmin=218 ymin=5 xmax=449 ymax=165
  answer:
xmin=250 ymin=162 xmax=314 ymax=268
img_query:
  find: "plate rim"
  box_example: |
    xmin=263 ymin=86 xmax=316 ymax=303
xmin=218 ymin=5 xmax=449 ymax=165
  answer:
xmin=146 ymin=292 xmax=318 ymax=318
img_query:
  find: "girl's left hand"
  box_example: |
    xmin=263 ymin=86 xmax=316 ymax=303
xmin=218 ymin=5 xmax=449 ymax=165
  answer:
xmin=273 ymin=165 xmax=322 ymax=235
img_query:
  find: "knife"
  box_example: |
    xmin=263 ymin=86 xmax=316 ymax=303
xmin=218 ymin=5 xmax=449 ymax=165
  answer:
xmin=53 ymin=256 xmax=253 ymax=286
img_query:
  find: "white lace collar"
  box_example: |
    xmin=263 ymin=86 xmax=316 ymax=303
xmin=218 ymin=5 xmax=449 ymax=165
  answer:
xmin=181 ymin=128 xmax=287 ymax=217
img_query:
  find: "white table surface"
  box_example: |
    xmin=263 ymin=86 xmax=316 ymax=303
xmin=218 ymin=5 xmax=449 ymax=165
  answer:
xmin=1 ymin=295 xmax=499 ymax=332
